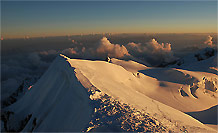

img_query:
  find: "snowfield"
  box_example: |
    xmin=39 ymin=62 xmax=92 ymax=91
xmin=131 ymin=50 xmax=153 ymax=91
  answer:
xmin=170 ymin=47 xmax=217 ymax=75
xmin=111 ymin=58 xmax=217 ymax=112
xmin=2 ymin=54 xmax=217 ymax=132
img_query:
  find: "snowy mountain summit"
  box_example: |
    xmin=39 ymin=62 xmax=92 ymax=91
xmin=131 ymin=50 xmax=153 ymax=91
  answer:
xmin=2 ymin=54 xmax=217 ymax=132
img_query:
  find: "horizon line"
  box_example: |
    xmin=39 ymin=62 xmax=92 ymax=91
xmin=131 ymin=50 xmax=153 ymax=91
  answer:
xmin=2 ymin=32 xmax=217 ymax=40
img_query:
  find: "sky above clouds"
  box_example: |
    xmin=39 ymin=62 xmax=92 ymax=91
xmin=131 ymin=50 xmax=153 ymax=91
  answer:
xmin=1 ymin=1 xmax=217 ymax=38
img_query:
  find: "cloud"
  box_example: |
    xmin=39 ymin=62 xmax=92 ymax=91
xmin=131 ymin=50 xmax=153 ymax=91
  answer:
xmin=62 ymin=48 xmax=77 ymax=55
xmin=204 ymin=35 xmax=213 ymax=46
xmin=39 ymin=49 xmax=58 ymax=55
xmin=97 ymin=37 xmax=130 ymax=58
xmin=28 ymin=53 xmax=43 ymax=66
xmin=1 ymin=78 xmax=20 ymax=99
xmin=148 ymin=38 xmax=172 ymax=52
xmin=1 ymin=53 xmax=50 ymax=100
xmin=127 ymin=38 xmax=177 ymax=66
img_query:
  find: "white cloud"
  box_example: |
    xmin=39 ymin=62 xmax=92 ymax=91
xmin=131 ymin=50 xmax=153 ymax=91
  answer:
xmin=97 ymin=37 xmax=130 ymax=58
xmin=147 ymin=38 xmax=172 ymax=52
xmin=127 ymin=38 xmax=177 ymax=66
xmin=204 ymin=35 xmax=213 ymax=46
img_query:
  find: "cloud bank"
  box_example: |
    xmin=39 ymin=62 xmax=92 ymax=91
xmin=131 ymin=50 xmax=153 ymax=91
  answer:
xmin=127 ymin=38 xmax=177 ymax=66
xmin=58 ymin=37 xmax=176 ymax=66
xmin=1 ymin=53 xmax=50 ymax=100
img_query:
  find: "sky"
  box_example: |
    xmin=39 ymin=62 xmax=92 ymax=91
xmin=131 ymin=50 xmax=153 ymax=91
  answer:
xmin=1 ymin=1 xmax=217 ymax=38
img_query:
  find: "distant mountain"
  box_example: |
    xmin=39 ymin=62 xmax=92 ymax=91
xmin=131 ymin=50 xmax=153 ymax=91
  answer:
xmin=1 ymin=54 xmax=217 ymax=132
xmin=168 ymin=47 xmax=217 ymax=74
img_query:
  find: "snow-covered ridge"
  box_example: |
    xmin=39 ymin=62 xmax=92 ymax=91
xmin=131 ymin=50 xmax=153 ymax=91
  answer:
xmin=3 ymin=54 xmax=92 ymax=132
xmin=170 ymin=47 xmax=217 ymax=74
xmin=2 ymin=54 xmax=217 ymax=132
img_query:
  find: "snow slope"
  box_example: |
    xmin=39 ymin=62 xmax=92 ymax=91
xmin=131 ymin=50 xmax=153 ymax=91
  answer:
xmin=170 ymin=47 xmax=217 ymax=74
xmin=186 ymin=105 xmax=217 ymax=125
xmin=179 ymin=54 xmax=217 ymax=74
xmin=2 ymin=54 xmax=217 ymax=132
xmin=3 ymin=55 xmax=92 ymax=132
xmin=67 ymin=55 xmax=215 ymax=131
xmin=111 ymin=58 xmax=217 ymax=112
xmin=111 ymin=58 xmax=147 ymax=73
